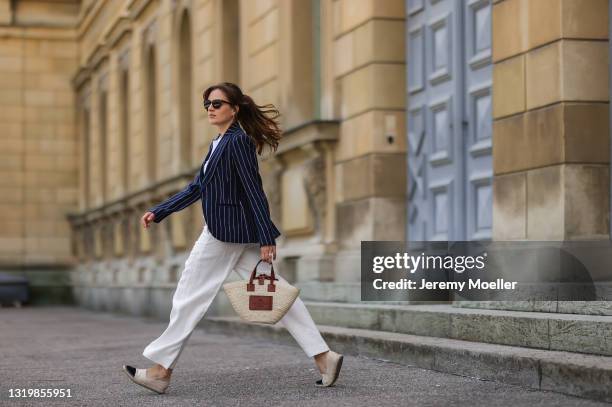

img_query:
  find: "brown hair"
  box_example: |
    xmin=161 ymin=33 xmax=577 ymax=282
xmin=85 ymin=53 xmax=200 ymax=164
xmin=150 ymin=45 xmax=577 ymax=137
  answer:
xmin=203 ymin=82 xmax=282 ymax=155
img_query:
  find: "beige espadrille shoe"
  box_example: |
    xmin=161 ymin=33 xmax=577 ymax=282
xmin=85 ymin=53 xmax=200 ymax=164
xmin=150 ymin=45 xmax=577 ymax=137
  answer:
xmin=122 ymin=365 xmax=170 ymax=394
xmin=315 ymin=350 xmax=344 ymax=387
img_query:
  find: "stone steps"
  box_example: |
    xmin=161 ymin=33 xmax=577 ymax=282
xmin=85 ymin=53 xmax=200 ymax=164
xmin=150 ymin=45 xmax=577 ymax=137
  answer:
xmin=294 ymin=281 xmax=444 ymax=305
xmin=302 ymin=301 xmax=612 ymax=357
xmin=294 ymin=281 xmax=612 ymax=315
xmin=201 ymin=316 xmax=612 ymax=403
xmin=294 ymin=281 xmax=363 ymax=303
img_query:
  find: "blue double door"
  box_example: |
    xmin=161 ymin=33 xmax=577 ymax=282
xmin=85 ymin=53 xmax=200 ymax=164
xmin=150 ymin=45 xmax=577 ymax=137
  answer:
xmin=406 ymin=0 xmax=493 ymax=241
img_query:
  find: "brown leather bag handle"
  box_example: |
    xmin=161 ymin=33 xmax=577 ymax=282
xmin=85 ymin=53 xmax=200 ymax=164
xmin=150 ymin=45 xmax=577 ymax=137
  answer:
xmin=246 ymin=259 xmax=277 ymax=292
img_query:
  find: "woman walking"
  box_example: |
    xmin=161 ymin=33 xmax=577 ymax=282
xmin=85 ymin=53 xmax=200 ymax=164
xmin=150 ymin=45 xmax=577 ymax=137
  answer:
xmin=122 ymin=82 xmax=343 ymax=394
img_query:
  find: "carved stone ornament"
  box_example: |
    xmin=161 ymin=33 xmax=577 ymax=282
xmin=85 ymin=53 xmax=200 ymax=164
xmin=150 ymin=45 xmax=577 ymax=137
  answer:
xmin=301 ymin=152 xmax=326 ymax=233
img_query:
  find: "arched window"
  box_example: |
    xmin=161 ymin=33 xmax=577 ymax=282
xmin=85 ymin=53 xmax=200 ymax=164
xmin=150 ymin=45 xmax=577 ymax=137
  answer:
xmin=119 ymin=51 xmax=131 ymax=194
xmin=177 ymin=9 xmax=193 ymax=170
xmin=143 ymin=42 xmax=158 ymax=184
xmin=81 ymin=98 xmax=91 ymax=210
xmin=98 ymin=78 xmax=108 ymax=203
xmin=220 ymin=0 xmax=239 ymax=81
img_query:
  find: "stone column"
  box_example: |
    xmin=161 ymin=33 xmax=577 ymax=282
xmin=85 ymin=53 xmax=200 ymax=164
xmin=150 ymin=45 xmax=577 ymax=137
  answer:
xmin=278 ymin=0 xmax=315 ymax=128
xmin=492 ymin=0 xmax=609 ymax=241
xmin=332 ymin=0 xmax=406 ymax=282
xmin=489 ymin=0 xmax=610 ymax=313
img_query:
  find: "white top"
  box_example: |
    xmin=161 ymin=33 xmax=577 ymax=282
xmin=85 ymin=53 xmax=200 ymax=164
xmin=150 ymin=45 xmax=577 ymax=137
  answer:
xmin=202 ymin=134 xmax=223 ymax=175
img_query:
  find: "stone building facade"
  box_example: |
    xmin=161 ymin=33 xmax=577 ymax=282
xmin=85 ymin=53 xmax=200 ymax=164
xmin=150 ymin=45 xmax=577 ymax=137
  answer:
xmin=0 ymin=0 xmax=610 ymax=318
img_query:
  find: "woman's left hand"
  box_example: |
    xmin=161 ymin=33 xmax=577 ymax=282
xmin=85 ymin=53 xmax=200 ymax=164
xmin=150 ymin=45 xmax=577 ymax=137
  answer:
xmin=260 ymin=245 xmax=276 ymax=263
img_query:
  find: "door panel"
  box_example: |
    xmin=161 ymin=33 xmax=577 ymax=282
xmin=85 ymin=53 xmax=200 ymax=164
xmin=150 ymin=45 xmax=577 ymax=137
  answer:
xmin=406 ymin=0 xmax=492 ymax=241
xmin=463 ymin=0 xmax=492 ymax=240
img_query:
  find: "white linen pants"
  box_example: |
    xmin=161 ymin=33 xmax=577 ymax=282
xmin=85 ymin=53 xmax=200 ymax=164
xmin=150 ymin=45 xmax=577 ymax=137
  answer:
xmin=142 ymin=223 xmax=330 ymax=369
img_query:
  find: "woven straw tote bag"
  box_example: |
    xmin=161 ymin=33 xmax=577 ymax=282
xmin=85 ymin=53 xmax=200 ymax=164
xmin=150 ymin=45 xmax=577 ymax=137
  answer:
xmin=223 ymin=259 xmax=299 ymax=324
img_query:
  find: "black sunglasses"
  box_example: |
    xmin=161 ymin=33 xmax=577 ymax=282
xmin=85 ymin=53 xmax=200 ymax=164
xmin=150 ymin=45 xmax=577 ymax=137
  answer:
xmin=203 ymin=99 xmax=233 ymax=110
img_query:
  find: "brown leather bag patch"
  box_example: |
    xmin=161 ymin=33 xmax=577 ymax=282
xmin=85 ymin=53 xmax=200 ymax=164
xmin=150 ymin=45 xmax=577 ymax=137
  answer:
xmin=249 ymin=295 xmax=273 ymax=310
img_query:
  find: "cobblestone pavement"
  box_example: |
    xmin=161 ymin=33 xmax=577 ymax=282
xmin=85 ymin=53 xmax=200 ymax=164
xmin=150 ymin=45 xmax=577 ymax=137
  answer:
xmin=0 ymin=306 xmax=608 ymax=407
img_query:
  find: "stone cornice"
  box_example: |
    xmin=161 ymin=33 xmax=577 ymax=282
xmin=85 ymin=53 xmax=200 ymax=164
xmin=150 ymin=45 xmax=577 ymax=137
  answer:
xmin=73 ymin=14 xmax=132 ymax=88
xmin=87 ymin=41 xmax=109 ymax=71
xmin=276 ymin=119 xmax=340 ymax=155
xmin=127 ymin=0 xmax=157 ymax=20
xmin=76 ymin=0 xmax=105 ymax=39
xmin=71 ymin=42 xmax=105 ymax=90
xmin=105 ymin=15 xmax=132 ymax=48
xmin=0 ymin=25 xmax=77 ymax=40
xmin=65 ymin=169 xmax=199 ymax=226
xmin=72 ymin=64 xmax=92 ymax=90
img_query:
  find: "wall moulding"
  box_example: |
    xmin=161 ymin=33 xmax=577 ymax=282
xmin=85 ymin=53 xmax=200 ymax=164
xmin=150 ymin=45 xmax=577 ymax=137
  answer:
xmin=273 ymin=120 xmax=339 ymax=244
xmin=276 ymin=119 xmax=339 ymax=155
xmin=88 ymin=41 xmax=110 ymax=71
xmin=128 ymin=0 xmax=159 ymax=21
xmin=72 ymin=65 xmax=92 ymax=90
xmin=66 ymin=169 xmax=198 ymax=227
xmin=105 ymin=16 xmax=132 ymax=48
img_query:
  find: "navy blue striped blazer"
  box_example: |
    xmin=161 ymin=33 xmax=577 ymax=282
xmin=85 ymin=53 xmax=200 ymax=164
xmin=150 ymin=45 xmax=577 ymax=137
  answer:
xmin=147 ymin=120 xmax=281 ymax=247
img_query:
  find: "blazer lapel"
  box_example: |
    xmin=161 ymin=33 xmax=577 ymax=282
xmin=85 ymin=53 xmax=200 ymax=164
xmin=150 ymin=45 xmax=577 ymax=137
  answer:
xmin=201 ymin=120 xmax=242 ymax=186
xmin=198 ymin=140 xmax=215 ymax=183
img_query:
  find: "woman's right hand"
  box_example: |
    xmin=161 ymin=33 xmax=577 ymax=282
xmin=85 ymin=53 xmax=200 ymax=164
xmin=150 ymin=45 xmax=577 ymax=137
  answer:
xmin=142 ymin=211 xmax=155 ymax=229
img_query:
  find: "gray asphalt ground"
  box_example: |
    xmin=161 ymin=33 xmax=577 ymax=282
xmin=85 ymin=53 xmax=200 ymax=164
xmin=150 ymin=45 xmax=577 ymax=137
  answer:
xmin=0 ymin=305 xmax=609 ymax=407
